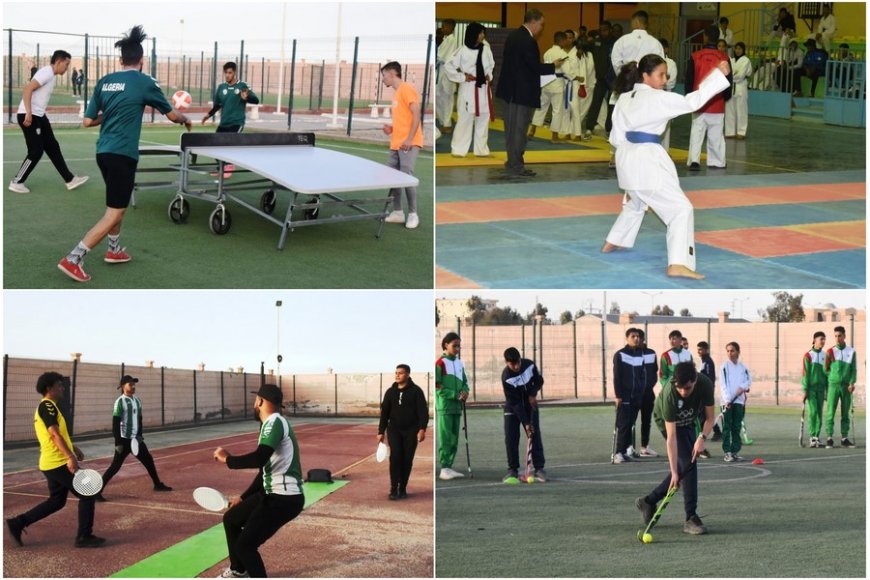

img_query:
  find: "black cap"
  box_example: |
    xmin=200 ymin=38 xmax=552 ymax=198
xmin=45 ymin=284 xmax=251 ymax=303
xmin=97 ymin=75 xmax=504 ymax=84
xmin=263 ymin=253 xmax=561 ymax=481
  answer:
xmin=119 ymin=375 xmax=139 ymax=389
xmin=251 ymin=384 xmax=283 ymax=407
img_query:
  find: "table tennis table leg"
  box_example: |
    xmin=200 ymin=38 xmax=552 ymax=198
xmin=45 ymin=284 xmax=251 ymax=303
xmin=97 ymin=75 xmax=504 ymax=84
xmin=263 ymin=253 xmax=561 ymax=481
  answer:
xmin=375 ymin=197 xmax=392 ymax=239
xmin=277 ymin=191 xmax=300 ymax=250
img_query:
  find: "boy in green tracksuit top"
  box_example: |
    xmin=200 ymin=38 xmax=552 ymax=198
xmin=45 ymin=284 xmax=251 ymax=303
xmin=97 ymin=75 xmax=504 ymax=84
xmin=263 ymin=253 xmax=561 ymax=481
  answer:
xmin=435 ymin=332 xmax=469 ymax=480
xmin=202 ymin=61 xmax=259 ymax=133
xmin=659 ymin=330 xmax=693 ymax=388
xmin=824 ymin=326 xmax=858 ymax=448
xmin=802 ymin=331 xmax=828 ymax=448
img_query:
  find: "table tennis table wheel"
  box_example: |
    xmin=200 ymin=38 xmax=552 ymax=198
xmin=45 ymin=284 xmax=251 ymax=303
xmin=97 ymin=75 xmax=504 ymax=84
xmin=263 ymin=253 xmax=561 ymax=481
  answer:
xmin=260 ymin=189 xmax=277 ymax=215
xmin=168 ymin=198 xmax=190 ymax=224
xmin=209 ymin=206 xmax=232 ymax=235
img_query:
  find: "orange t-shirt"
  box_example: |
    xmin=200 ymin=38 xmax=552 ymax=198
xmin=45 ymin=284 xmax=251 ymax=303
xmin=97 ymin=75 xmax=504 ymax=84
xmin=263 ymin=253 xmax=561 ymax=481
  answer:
xmin=390 ymin=82 xmax=424 ymax=150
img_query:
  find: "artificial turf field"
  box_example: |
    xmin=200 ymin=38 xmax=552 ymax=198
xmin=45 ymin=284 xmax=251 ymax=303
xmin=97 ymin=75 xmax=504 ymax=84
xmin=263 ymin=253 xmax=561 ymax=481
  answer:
xmin=2 ymin=125 xmax=433 ymax=288
xmin=436 ymin=405 xmax=866 ymax=578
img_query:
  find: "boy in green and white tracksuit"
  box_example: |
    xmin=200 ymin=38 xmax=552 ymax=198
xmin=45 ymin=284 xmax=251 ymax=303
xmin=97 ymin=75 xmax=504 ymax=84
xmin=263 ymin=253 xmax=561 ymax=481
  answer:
xmin=802 ymin=331 xmax=828 ymax=447
xmin=824 ymin=326 xmax=858 ymax=448
xmin=436 ymin=332 xmax=469 ymax=480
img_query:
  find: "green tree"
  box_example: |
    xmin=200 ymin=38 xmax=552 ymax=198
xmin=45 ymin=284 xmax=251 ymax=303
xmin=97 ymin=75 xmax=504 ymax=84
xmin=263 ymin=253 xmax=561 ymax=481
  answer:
xmin=760 ymin=291 xmax=805 ymax=322
xmin=609 ymin=302 xmax=621 ymax=315
xmin=560 ymin=310 xmax=573 ymax=324
xmin=480 ymin=306 xmax=525 ymax=325
xmin=652 ymin=304 xmax=674 ymax=316
xmin=680 ymin=308 xmax=692 ymax=317
xmin=525 ymin=302 xmax=550 ymax=323
xmin=575 ymin=308 xmax=586 ymax=319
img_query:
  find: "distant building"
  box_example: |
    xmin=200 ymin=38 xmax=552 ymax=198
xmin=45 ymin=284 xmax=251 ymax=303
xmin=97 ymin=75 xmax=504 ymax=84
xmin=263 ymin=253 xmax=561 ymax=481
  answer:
xmin=804 ymin=304 xmax=864 ymax=323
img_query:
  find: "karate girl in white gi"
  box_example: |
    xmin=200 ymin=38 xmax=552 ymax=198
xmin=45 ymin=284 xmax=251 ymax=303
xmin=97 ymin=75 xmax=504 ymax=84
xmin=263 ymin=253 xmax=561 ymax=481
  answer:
xmin=562 ymin=41 xmax=596 ymax=141
xmin=446 ymin=23 xmax=495 ymax=157
xmin=725 ymin=42 xmax=753 ymax=139
xmin=602 ymin=54 xmax=730 ymax=280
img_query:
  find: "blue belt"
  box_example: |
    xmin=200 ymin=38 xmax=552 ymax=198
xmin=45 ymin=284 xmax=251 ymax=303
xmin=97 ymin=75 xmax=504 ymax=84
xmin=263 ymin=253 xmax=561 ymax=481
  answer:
xmin=625 ymin=131 xmax=661 ymax=144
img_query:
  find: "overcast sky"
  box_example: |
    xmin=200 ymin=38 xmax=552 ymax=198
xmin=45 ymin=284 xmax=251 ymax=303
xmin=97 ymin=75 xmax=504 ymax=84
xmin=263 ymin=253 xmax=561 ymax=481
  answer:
xmin=3 ymin=290 xmax=434 ymax=373
xmin=437 ymin=290 xmax=866 ymax=321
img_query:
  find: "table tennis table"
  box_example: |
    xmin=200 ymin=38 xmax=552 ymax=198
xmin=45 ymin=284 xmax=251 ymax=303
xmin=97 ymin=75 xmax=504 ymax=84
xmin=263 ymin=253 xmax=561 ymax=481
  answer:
xmin=134 ymin=132 xmax=419 ymax=250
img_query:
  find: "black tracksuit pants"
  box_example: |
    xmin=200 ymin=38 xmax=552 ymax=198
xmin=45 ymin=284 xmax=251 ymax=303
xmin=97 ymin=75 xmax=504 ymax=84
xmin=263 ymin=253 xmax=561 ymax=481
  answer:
xmin=17 ymin=464 xmax=95 ymax=539
xmin=616 ymin=400 xmax=641 ymax=454
xmin=504 ymin=405 xmax=544 ymax=471
xmin=12 ymin=114 xmax=75 ymax=185
xmin=645 ymin=426 xmax=699 ymax=519
xmin=224 ymin=491 xmax=305 ymax=577
xmin=387 ymin=427 xmax=419 ymax=491
xmin=102 ymin=438 xmax=162 ymax=488
xmin=640 ymin=387 xmax=655 ymax=447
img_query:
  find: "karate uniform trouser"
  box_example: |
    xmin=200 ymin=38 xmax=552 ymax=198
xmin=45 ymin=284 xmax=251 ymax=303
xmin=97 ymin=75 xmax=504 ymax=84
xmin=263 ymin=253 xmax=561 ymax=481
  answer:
xmin=806 ymin=387 xmax=826 ymax=438
xmin=688 ymin=112 xmax=726 ymax=167
xmin=605 ymin=183 xmax=697 ymax=270
xmin=387 ymin=426 xmax=419 ymax=491
xmin=661 ymin=121 xmax=672 ymax=151
xmin=586 ymin=81 xmax=608 ymax=132
xmin=640 ymin=387 xmax=655 ymax=447
xmin=568 ymin=91 xmax=592 ymax=136
xmin=646 ymin=425 xmax=699 ymax=519
xmin=504 ymin=405 xmax=544 ymax=471
xmin=616 ymin=400 xmax=641 ymax=454
xmin=725 ymin=89 xmax=749 ymax=137
xmin=451 ymin=107 xmax=490 ymax=157
xmin=502 ymin=101 xmax=534 ymax=173
xmin=722 ymin=403 xmax=745 ymax=454
xmin=825 ymin=383 xmax=853 ymax=438
xmin=437 ymin=411 xmax=461 ymax=469
xmin=531 ymin=86 xmax=565 ymax=130
xmin=436 ymin=76 xmax=457 ymax=128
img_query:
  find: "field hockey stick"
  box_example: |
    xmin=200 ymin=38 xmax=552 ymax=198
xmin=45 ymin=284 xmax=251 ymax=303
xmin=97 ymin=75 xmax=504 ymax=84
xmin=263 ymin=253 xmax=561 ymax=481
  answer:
xmin=636 ymin=459 xmax=697 ymax=541
xmin=610 ymin=406 xmax=618 ymax=464
xmin=521 ymin=431 xmax=534 ymax=483
xmin=799 ymin=400 xmax=807 ymax=447
xmin=461 ymin=400 xmax=473 ymax=478
xmin=740 ymin=394 xmax=753 ymax=444
xmin=850 ymin=396 xmax=857 ymax=447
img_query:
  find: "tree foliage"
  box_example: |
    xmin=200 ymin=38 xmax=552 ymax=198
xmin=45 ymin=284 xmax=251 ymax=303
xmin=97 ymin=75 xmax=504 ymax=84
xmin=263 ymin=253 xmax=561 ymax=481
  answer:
xmin=760 ymin=291 xmax=805 ymax=322
xmin=652 ymin=304 xmax=674 ymax=316
xmin=680 ymin=308 xmax=692 ymax=317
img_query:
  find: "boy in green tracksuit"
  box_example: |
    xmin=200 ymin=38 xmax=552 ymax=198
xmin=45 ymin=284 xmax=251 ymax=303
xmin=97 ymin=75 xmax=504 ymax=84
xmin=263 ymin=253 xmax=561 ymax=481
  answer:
xmin=435 ymin=332 xmax=469 ymax=480
xmin=802 ymin=331 xmax=828 ymax=447
xmin=659 ymin=330 xmax=693 ymax=388
xmin=824 ymin=326 xmax=858 ymax=448
xmin=201 ymin=61 xmax=259 ymax=178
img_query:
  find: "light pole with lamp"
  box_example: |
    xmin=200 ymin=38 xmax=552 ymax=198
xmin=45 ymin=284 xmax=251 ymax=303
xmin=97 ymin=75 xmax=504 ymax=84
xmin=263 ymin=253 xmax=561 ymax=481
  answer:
xmin=276 ymin=300 xmax=283 ymax=388
xmin=642 ymin=291 xmax=662 ymax=315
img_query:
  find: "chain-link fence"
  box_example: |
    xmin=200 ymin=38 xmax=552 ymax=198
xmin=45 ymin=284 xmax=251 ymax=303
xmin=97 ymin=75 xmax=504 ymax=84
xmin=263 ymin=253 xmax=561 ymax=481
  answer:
xmin=435 ymin=317 xmax=865 ymax=408
xmin=4 ymin=28 xmax=434 ymax=138
xmin=3 ymin=355 xmax=433 ymax=443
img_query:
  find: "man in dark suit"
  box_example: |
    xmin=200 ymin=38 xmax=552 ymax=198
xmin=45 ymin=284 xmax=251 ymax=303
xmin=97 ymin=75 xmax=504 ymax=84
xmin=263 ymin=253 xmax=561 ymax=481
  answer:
xmin=495 ymin=8 xmax=562 ymax=177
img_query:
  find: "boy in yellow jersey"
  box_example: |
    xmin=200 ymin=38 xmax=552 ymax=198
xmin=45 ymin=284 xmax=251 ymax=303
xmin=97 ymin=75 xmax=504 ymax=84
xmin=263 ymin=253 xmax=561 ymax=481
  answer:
xmin=5 ymin=372 xmax=105 ymax=548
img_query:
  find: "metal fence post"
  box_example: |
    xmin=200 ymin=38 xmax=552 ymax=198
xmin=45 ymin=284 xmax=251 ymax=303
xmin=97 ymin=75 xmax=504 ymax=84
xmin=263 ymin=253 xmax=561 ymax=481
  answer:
xmin=260 ymin=361 xmax=265 ymax=386
xmin=212 ymin=42 xmax=218 ymax=109
xmin=471 ymin=320 xmax=476 ymax=401
xmin=539 ymin=319 xmax=544 ymax=399
xmin=199 ymin=51 xmax=204 ymax=105
xmin=421 ymin=33 xmax=433 ymax=120
xmin=84 ymin=33 xmax=89 ymax=110
xmin=573 ymin=319 xmax=578 ymax=398
xmin=220 ymin=371 xmax=225 ymax=420
xmin=69 ymin=357 xmax=79 ymax=436
xmin=193 ymin=369 xmax=198 ymax=422
xmin=261 ymin=56 xmax=265 ymax=97
xmin=243 ymin=372 xmax=247 ymax=419
xmin=379 ymin=372 xmax=383 ymax=404
xmin=347 ymin=36 xmax=359 ymax=135
xmin=334 ymin=373 xmax=338 ymax=416
xmin=239 ymin=40 xmax=244 ymax=79
xmin=601 ymin=319 xmax=607 ymax=401
xmin=7 ymin=29 xmax=13 ymax=123
xmin=2 ymin=355 xmax=8 ymax=440
xmin=150 ymin=38 xmax=157 ymax=122
xmin=775 ymin=321 xmax=780 ymax=405
xmin=293 ymin=374 xmax=297 ymax=416
xmin=288 ymin=39 xmax=296 ymax=128
xmin=521 ymin=322 xmax=525 ymax=359
xmin=161 ymin=366 xmax=165 ymax=425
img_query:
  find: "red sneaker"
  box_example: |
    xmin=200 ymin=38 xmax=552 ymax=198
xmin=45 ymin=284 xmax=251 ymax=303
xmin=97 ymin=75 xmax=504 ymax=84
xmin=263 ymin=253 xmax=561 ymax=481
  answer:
xmin=58 ymin=258 xmax=91 ymax=282
xmin=105 ymin=248 xmax=132 ymax=263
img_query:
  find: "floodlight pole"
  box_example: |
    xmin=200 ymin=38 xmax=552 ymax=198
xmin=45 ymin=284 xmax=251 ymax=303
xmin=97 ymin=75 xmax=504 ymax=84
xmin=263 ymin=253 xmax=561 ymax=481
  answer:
xmin=276 ymin=300 xmax=283 ymax=387
xmin=277 ymin=1 xmax=288 ymax=113
xmin=327 ymin=2 xmax=343 ymax=128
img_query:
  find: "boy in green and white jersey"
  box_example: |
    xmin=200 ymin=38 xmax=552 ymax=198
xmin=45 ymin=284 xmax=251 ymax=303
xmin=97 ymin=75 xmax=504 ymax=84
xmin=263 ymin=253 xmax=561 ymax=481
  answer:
xmin=824 ymin=326 xmax=858 ymax=448
xmin=802 ymin=331 xmax=828 ymax=447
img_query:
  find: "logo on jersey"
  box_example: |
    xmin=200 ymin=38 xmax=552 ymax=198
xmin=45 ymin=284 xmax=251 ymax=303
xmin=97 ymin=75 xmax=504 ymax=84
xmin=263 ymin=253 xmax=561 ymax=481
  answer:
xmin=223 ymin=88 xmax=228 ymax=95
xmin=234 ymin=88 xmax=240 ymax=94
xmin=677 ymin=399 xmax=683 ymax=409
xmin=45 ymin=402 xmax=57 ymax=416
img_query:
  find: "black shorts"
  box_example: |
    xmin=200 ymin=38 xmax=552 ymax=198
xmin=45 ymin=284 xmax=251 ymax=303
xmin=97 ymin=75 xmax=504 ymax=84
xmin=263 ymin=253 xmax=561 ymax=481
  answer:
xmin=217 ymin=125 xmax=243 ymax=133
xmin=96 ymin=152 xmax=138 ymax=209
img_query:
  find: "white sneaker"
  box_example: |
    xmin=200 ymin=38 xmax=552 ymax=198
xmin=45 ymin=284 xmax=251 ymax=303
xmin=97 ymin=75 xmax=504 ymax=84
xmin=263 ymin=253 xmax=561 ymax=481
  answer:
xmin=439 ymin=468 xmax=455 ymax=481
xmin=65 ymin=175 xmax=89 ymax=190
xmin=384 ymin=210 xmax=405 ymax=224
xmin=217 ymin=568 xmax=249 ymax=578
xmin=613 ymin=452 xmax=626 ymax=464
xmin=405 ymin=212 xmax=419 ymax=229
xmin=8 ymin=181 xmax=30 ymax=193
xmin=582 ymin=130 xmax=592 ymax=141
xmin=640 ymin=446 xmax=658 ymax=457
xmin=447 ymin=467 xmax=465 ymax=478
xmin=626 ymin=445 xmax=640 ymax=458
xmin=724 ymin=452 xmax=735 ymax=462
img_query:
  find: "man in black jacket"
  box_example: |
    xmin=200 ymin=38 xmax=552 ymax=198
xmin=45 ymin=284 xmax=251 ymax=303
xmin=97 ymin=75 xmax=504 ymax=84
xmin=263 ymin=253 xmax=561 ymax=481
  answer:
xmin=495 ymin=8 xmax=561 ymax=177
xmin=613 ymin=328 xmax=648 ymax=463
xmin=585 ymin=21 xmax=614 ymax=136
xmin=696 ymin=341 xmax=723 ymax=441
xmin=378 ymin=364 xmax=429 ymax=500
xmin=501 ymin=347 xmax=546 ymax=483
xmin=635 ymin=329 xmax=659 ymax=458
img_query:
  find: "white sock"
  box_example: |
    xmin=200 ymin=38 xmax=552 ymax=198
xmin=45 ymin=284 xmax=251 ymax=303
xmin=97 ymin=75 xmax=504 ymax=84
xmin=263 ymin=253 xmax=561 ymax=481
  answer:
xmin=66 ymin=241 xmax=91 ymax=265
xmin=107 ymin=234 xmax=121 ymax=253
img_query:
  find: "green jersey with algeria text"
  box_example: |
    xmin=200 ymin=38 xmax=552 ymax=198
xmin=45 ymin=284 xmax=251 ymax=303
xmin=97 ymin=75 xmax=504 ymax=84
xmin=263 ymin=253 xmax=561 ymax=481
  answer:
xmin=258 ymin=412 xmax=303 ymax=495
xmin=84 ymin=69 xmax=173 ymax=160
xmin=213 ymin=81 xmax=259 ymax=128
xmin=113 ymin=394 xmax=142 ymax=438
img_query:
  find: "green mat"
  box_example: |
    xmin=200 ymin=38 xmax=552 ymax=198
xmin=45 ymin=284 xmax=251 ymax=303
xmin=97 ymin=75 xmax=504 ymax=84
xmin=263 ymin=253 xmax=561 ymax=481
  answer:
xmin=111 ymin=480 xmax=349 ymax=578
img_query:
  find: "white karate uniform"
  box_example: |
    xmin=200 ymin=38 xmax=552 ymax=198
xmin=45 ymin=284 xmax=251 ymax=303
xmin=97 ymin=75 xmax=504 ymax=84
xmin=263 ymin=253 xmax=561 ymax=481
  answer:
xmin=436 ymin=33 xmax=460 ymax=128
xmin=661 ymin=56 xmax=677 ymax=150
xmin=725 ymin=55 xmax=752 ymax=137
xmin=719 ymin=27 xmax=735 ymax=55
xmin=609 ymin=28 xmax=664 ymax=107
xmin=532 ymin=45 xmax=569 ymax=132
xmin=814 ymin=14 xmax=837 ymax=53
xmin=560 ymin=51 xmax=596 ymax=137
xmin=446 ymin=44 xmax=495 ymax=157
xmin=605 ymin=69 xmax=730 ymax=270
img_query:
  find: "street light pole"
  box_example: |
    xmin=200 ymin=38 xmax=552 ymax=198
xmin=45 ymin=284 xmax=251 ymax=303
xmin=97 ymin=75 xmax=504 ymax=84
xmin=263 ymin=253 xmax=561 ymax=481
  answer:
xmin=642 ymin=291 xmax=662 ymax=315
xmin=276 ymin=300 xmax=283 ymax=387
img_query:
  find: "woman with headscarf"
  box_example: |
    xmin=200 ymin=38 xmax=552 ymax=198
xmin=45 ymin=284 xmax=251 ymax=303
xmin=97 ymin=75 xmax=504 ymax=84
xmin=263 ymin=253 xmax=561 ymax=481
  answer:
xmin=445 ymin=22 xmax=495 ymax=157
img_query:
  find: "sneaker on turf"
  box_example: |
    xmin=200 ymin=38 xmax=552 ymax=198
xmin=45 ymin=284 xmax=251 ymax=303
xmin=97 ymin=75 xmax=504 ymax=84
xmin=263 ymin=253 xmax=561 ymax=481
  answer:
xmin=447 ymin=467 xmax=465 ymax=478
xmin=405 ymin=212 xmax=419 ymax=229
xmin=842 ymin=438 xmax=856 ymax=448
xmin=639 ymin=446 xmax=658 ymax=457
xmin=439 ymin=468 xmax=454 ymax=481
xmin=635 ymin=497 xmax=654 ymax=525
xmin=699 ymin=449 xmax=712 ymax=459
xmin=732 ymin=454 xmax=744 ymax=462
xmin=217 ymin=568 xmax=249 ymax=578
xmin=8 ymin=181 xmax=30 ymax=193
xmin=826 ymin=438 xmax=834 ymax=448
xmin=105 ymin=248 xmax=132 ymax=263
xmin=6 ymin=517 xmax=25 ymax=546
xmin=58 ymin=257 xmax=91 ymax=282
xmin=74 ymin=534 xmax=106 ymax=548
xmin=65 ymin=175 xmax=89 ymax=191
xmin=809 ymin=437 xmax=818 ymax=448
xmin=384 ymin=210 xmax=405 ymax=224
xmin=613 ymin=452 xmax=627 ymax=464
xmin=533 ymin=469 xmax=548 ymax=483
xmin=683 ymin=514 xmax=707 ymax=535
xmin=503 ymin=470 xmax=519 ymax=484
xmin=626 ymin=445 xmax=640 ymax=458
xmin=724 ymin=452 xmax=734 ymax=462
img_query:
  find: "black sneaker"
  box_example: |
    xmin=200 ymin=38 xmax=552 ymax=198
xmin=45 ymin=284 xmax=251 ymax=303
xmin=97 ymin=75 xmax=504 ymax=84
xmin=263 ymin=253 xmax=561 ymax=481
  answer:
xmin=398 ymin=488 xmax=408 ymax=499
xmin=6 ymin=517 xmax=24 ymax=546
xmin=74 ymin=534 xmax=106 ymax=548
xmin=94 ymin=493 xmax=107 ymax=502
xmin=153 ymin=482 xmax=173 ymax=492
xmin=711 ymin=425 xmax=722 ymax=442
xmin=842 ymin=438 xmax=856 ymax=448
xmin=689 ymin=162 xmax=701 ymax=171
xmin=635 ymin=497 xmax=654 ymax=525
xmin=826 ymin=438 xmax=835 ymax=448
xmin=683 ymin=514 xmax=707 ymax=535
xmin=388 ymin=489 xmax=398 ymax=501
xmin=699 ymin=449 xmax=712 ymax=459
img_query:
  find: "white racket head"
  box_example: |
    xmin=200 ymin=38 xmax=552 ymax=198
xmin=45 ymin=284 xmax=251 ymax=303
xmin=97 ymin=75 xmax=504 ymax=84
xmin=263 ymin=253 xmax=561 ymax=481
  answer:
xmin=130 ymin=437 xmax=140 ymax=457
xmin=376 ymin=441 xmax=389 ymax=463
xmin=73 ymin=469 xmax=104 ymax=496
xmin=193 ymin=486 xmax=229 ymax=511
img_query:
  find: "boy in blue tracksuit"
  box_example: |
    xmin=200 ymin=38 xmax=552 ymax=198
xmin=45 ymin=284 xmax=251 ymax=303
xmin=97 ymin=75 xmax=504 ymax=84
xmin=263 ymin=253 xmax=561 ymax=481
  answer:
xmin=613 ymin=328 xmax=648 ymax=463
xmin=501 ymin=347 xmax=546 ymax=483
